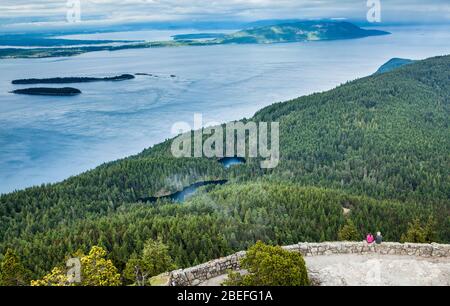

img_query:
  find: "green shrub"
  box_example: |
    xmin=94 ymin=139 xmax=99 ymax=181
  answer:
xmin=225 ymin=241 xmax=309 ymax=286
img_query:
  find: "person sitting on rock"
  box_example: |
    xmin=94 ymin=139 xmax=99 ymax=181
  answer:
xmin=366 ymin=233 xmax=375 ymax=244
xmin=376 ymin=232 xmax=383 ymax=244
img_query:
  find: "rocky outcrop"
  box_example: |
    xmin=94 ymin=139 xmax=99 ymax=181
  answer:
xmin=168 ymin=242 xmax=450 ymax=286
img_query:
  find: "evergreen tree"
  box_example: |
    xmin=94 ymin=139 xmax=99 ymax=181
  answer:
xmin=401 ymin=217 xmax=438 ymax=244
xmin=423 ymin=216 xmax=438 ymax=243
xmin=123 ymin=239 xmax=175 ymax=286
xmin=338 ymin=219 xmax=360 ymax=241
xmin=0 ymin=249 xmax=30 ymax=286
xmin=401 ymin=219 xmax=426 ymax=243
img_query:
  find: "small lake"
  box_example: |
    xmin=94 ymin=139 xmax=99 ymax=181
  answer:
xmin=139 ymin=179 xmax=228 ymax=203
xmin=218 ymin=157 xmax=246 ymax=168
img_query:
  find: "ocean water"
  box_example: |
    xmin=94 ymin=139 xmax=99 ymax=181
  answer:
xmin=1 ymin=25 xmax=450 ymax=194
xmin=56 ymin=29 xmax=237 ymax=42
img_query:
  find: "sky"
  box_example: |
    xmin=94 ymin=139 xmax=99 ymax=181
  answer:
xmin=0 ymin=0 xmax=449 ymax=32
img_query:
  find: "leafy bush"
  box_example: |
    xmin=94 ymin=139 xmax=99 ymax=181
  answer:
xmin=225 ymin=241 xmax=309 ymax=286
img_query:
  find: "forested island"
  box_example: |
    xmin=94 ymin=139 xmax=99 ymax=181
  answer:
xmin=0 ymin=21 xmax=390 ymax=59
xmin=0 ymin=55 xmax=449 ymax=285
xmin=11 ymin=87 xmax=82 ymax=96
xmin=214 ymin=21 xmax=389 ymax=44
xmin=12 ymin=74 xmax=135 ymax=84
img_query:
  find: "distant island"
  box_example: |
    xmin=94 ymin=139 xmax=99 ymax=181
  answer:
xmin=12 ymin=74 xmax=135 ymax=84
xmin=0 ymin=33 xmax=138 ymax=47
xmin=0 ymin=21 xmax=390 ymax=59
xmin=135 ymin=73 xmax=154 ymax=76
xmin=172 ymin=33 xmax=226 ymax=41
xmin=375 ymin=58 xmax=416 ymax=74
xmin=214 ymin=21 xmax=389 ymax=44
xmin=11 ymin=87 xmax=82 ymax=96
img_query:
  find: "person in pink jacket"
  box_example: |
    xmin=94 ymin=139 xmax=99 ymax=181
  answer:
xmin=366 ymin=233 xmax=375 ymax=244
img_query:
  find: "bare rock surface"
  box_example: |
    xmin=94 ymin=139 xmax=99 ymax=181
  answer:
xmin=305 ymin=254 xmax=450 ymax=286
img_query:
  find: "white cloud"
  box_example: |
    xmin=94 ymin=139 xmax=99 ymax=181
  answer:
xmin=0 ymin=0 xmax=449 ymax=31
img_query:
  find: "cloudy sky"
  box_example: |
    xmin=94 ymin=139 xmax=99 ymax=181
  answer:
xmin=1 ymin=0 xmax=449 ymax=31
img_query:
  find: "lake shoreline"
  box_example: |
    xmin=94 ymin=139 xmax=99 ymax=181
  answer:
xmin=138 ymin=179 xmax=229 ymax=203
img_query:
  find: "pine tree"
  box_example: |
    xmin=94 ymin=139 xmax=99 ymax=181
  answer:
xmin=123 ymin=239 xmax=175 ymax=286
xmin=0 ymin=249 xmax=31 ymax=286
xmin=401 ymin=219 xmax=426 ymax=243
xmin=423 ymin=216 xmax=437 ymax=243
xmin=401 ymin=216 xmax=438 ymax=244
xmin=338 ymin=219 xmax=360 ymax=241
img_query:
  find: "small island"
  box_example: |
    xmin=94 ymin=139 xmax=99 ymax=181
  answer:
xmin=12 ymin=74 xmax=135 ymax=85
xmin=11 ymin=87 xmax=82 ymax=96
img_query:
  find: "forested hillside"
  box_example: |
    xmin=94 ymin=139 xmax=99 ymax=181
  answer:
xmin=254 ymin=55 xmax=450 ymax=202
xmin=0 ymin=55 xmax=449 ymax=280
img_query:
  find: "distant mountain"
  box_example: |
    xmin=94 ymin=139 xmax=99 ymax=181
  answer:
xmin=376 ymin=58 xmax=416 ymax=74
xmin=216 ymin=21 xmax=390 ymax=44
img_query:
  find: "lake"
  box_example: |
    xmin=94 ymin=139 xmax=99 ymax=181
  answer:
xmin=1 ymin=25 xmax=450 ymax=194
xmin=139 ymin=180 xmax=229 ymax=203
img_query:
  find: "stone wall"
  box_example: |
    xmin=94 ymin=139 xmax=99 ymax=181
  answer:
xmin=168 ymin=242 xmax=450 ymax=286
